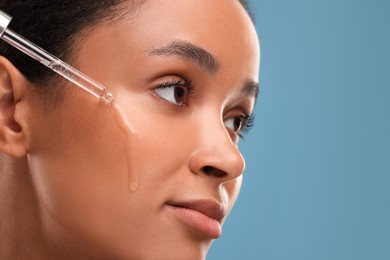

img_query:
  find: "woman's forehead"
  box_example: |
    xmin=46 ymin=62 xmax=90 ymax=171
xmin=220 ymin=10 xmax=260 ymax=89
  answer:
xmin=81 ymin=0 xmax=259 ymax=78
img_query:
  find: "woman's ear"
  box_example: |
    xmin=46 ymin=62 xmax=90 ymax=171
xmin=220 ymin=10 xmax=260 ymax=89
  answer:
xmin=0 ymin=56 xmax=30 ymax=157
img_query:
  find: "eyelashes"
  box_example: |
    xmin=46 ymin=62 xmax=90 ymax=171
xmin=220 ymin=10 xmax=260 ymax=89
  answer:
xmin=155 ymin=78 xmax=195 ymax=106
xmin=157 ymin=78 xmax=195 ymax=92
xmin=239 ymin=114 xmax=255 ymax=139
xmin=154 ymin=77 xmax=255 ymax=139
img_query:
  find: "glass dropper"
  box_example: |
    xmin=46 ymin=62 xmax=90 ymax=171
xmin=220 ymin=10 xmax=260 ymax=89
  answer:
xmin=0 ymin=10 xmax=114 ymax=103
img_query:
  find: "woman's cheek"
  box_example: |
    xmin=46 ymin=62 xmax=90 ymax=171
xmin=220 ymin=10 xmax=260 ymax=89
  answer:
xmin=224 ymin=175 xmax=243 ymax=210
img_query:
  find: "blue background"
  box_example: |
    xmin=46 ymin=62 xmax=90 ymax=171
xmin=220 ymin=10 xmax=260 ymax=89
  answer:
xmin=209 ymin=0 xmax=389 ymax=259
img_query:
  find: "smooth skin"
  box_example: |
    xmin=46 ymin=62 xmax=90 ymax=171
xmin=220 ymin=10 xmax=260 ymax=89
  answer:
xmin=0 ymin=0 xmax=259 ymax=259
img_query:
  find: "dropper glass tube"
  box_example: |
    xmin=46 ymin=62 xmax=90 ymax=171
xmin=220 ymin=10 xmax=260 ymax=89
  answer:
xmin=0 ymin=10 xmax=114 ymax=103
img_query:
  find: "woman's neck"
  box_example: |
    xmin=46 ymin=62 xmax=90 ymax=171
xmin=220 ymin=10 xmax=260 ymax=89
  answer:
xmin=0 ymin=155 xmax=48 ymax=259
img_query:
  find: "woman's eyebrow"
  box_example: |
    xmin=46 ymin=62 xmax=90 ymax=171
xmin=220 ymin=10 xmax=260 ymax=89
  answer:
xmin=148 ymin=40 xmax=220 ymax=73
xmin=243 ymin=80 xmax=260 ymax=100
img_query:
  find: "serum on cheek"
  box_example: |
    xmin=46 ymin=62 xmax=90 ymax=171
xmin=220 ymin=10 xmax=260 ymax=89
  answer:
xmin=111 ymin=103 xmax=141 ymax=191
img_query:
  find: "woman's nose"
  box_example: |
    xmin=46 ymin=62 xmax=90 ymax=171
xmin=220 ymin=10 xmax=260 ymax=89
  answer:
xmin=188 ymin=120 xmax=245 ymax=183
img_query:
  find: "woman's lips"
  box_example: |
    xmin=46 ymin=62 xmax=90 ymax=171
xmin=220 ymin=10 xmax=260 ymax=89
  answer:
xmin=166 ymin=199 xmax=226 ymax=238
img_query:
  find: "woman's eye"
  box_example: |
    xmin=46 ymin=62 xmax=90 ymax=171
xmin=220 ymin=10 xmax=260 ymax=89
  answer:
xmin=154 ymin=79 xmax=194 ymax=106
xmin=224 ymin=116 xmax=245 ymax=133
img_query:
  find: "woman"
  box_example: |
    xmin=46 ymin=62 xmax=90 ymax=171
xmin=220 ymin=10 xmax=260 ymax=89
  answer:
xmin=0 ymin=0 xmax=259 ymax=259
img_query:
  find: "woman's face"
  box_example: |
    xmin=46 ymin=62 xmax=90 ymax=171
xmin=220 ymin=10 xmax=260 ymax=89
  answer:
xmin=25 ymin=0 xmax=259 ymax=258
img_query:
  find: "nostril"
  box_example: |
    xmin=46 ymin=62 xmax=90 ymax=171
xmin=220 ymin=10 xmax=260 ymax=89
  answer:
xmin=202 ymin=166 xmax=213 ymax=174
xmin=201 ymin=166 xmax=227 ymax=178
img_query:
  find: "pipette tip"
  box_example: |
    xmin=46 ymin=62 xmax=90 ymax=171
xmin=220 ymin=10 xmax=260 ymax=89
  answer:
xmin=101 ymin=91 xmax=115 ymax=103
